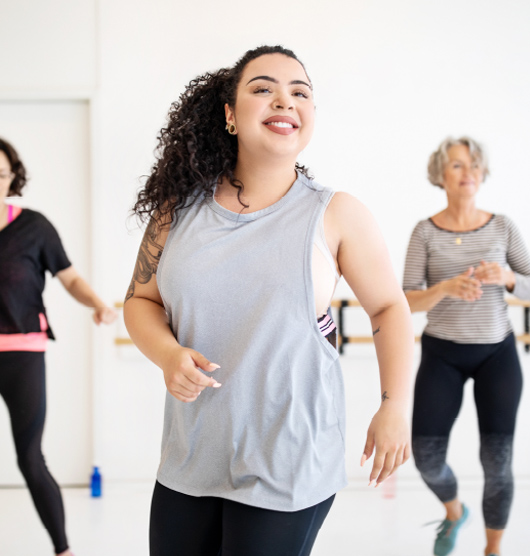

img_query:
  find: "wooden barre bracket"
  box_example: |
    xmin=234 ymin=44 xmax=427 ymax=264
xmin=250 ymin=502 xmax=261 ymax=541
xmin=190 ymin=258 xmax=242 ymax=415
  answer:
xmin=332 ymin=297 xmax=530 ymax=353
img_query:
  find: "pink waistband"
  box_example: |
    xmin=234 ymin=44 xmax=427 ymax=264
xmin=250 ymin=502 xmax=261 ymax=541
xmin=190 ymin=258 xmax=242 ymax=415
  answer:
xmin=0 ymin=312 xmax=49 ymax=352
xmin=0 ymin=333 xmax=48 ymax=352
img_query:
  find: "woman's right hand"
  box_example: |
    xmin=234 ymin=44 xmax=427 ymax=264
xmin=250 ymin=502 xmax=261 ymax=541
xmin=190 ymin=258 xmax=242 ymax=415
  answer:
xmin=443 ymin=267 xmax=483 ymax=301
xmin=162 ymin=347 xmax=221 ymax=402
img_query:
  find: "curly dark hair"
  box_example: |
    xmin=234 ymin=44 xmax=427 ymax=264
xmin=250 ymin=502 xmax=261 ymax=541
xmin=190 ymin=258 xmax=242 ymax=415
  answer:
xmin=0 ymin=137 xmax=28 ymax=196
xmin=133 ymin=45 xmax=312 ymax=226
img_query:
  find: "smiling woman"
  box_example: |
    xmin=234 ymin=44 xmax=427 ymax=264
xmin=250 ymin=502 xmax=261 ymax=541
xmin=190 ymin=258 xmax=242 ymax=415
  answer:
xmin=224 ymin=57 xmax=314 ymax=160
xmin=403 ymin=136 xmax=530 ymax=556
xmin=124 ymin=45 xmax=415 ymax=556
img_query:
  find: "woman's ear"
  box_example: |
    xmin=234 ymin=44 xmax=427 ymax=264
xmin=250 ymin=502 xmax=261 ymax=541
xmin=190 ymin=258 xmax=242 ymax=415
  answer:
xmin=224 ymin=103 xmax=235 ymax=126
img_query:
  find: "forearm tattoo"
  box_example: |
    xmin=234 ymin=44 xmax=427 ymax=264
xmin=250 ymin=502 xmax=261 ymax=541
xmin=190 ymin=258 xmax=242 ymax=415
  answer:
xmin=372 ymin=326 xmax=380 ymax=336
xmin=125 ymin=219 xmax=164 ymax=303
xmin=381 ymin=391 xmax=390 ymax=403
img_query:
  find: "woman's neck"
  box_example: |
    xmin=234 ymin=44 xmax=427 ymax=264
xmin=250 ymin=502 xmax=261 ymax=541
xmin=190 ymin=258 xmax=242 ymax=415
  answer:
xmin=218 ymin=156 xmax=298 ymax=212
xmin=434 ymin=198 xmax=490 ymax=231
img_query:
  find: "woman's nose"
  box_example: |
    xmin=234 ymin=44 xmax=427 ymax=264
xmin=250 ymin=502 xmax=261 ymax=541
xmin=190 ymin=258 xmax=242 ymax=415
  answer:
xmin=273 ymin=91 xmax=293 ymax=110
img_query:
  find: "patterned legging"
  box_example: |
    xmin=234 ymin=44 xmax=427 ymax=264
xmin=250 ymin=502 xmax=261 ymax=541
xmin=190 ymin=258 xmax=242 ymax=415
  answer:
xmin=412 ymin=333 xmax=522 ymax=530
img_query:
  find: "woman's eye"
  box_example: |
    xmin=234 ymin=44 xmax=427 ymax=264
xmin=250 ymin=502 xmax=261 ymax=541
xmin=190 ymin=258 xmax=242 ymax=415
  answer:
xmin=253 ymin=87 xmax=271 ymax=94
xmin=293 ymin=90 xmax=309 ymax=98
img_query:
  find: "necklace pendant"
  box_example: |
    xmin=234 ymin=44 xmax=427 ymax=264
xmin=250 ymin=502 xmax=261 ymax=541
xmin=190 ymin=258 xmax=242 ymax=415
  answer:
xmin=455 ymin=237 xmax=462 ymax=245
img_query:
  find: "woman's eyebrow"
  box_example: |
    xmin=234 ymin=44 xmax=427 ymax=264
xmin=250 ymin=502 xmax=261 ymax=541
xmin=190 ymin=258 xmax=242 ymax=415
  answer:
xmin=246 ymin=75 xmax=312 ymax=88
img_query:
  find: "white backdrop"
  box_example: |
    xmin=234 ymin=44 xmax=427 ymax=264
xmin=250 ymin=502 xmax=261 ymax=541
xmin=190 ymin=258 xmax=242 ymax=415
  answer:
xmin=1 ymin=0 xmax=530 ymax=485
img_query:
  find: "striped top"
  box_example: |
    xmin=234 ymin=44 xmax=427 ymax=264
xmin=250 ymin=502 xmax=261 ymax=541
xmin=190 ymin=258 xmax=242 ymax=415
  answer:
xmin=403 ymin=215 xmax=530 ymax=343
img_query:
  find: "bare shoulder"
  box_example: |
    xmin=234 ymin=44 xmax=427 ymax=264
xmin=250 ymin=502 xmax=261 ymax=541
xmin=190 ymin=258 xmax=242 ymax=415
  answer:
xmin=325 ymin=191 xmax=379 ymax=239
xmin=326 ymin=192 xmax=402 ymax=313
xmin=327 ymin=191 xmax=375 ymax=220
xmin=327 ymin=191 xmax=366 ymax=213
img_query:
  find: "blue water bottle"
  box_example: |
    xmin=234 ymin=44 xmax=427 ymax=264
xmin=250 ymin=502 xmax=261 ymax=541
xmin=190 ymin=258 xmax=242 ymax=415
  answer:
xmin=90 ymin=466 xmax=102 ymax=497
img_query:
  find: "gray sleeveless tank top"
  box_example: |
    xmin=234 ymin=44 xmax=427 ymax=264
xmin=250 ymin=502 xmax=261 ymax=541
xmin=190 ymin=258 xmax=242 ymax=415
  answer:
xmin=156 ymin=172 xmax=347 ymax=511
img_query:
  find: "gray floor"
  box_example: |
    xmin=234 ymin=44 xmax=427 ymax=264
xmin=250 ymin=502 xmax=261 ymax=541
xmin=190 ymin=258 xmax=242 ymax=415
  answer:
xmin=0 ymin=479 xmax=529 ymax=555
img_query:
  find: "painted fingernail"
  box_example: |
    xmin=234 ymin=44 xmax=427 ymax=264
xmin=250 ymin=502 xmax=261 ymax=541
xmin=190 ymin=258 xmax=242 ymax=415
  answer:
xmin=210 ymin=364 xmax=220 ymax=370
xmin=212 ymin=382 xmax=222 ymax=388
xmin=368 ymin=480 xmax=375 ymax=487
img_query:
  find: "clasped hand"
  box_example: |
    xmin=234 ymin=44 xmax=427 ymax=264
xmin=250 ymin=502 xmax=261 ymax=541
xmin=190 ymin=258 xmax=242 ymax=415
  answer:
xmin=445 ymin=261 xmax=512 ymax=301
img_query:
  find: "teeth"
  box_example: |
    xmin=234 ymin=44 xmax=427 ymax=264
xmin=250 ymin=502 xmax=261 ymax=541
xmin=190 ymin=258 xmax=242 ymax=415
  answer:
xmin=266 ymin=121 xmax=294 ymax=128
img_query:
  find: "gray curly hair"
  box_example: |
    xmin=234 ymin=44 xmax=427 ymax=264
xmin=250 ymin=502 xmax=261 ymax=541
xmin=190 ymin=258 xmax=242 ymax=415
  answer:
xmin=427 ymin=136 xmax=490 ymax=188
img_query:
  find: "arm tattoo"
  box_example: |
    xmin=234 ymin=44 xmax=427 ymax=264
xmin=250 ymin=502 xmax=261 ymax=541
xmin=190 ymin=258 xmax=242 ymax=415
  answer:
xmin=372 ymin=326 xmax=380 ymax=336
xmin=381 ymin=391 xmax=390 ymax=403
xmin=125 ymin=219 xmax=164 ymax=303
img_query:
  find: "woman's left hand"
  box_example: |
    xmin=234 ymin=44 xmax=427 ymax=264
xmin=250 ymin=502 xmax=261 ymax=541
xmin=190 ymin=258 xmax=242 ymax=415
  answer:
xmin=361 ymin=405 xmax=410 ymax=487
xmin=474 ymin=260 xmax=515 ymax=290
xmin=92 ymin=306 xmax=118 ymax=325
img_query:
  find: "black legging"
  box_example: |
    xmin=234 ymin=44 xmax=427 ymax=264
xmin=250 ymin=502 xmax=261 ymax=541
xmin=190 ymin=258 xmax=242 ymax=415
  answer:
xmin=150 ymin=481 xmax=335 ymax=556
xmin=0 ymin=351 xmax=69 ymax=554
xmin=412 ymin=333 xmax=523 ymax=529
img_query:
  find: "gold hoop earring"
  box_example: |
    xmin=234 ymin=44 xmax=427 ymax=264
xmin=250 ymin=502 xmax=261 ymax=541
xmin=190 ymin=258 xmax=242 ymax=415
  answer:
xmin=226 ymin=123 xmax=237 ymax=135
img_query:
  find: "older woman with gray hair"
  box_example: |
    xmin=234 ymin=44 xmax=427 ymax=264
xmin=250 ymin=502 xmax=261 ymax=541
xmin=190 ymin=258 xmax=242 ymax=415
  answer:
xmin=403 ymin=136 xmax=530 ymax=556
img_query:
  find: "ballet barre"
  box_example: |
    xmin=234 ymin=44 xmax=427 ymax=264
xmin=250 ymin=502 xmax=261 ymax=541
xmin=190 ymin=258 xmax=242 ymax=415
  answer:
xmin=113 ymin=299 xmax=530 ymax=353
xmin=331 ymin=298 xmax=530 ymax=355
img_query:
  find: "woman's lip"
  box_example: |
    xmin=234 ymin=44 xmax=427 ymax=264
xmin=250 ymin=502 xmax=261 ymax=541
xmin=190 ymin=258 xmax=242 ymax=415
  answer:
xmin=262 ymin=116 xmax=299 ymax=135
xmin=263 ymin=123 xmax=298 ymax=135
xmin=262 ymin=115 xmax=298 ymax=125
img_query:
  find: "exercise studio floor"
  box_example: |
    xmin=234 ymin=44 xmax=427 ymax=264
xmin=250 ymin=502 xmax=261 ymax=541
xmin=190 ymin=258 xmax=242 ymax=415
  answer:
xmin=0 ymin=480 xmax=529 ymax=555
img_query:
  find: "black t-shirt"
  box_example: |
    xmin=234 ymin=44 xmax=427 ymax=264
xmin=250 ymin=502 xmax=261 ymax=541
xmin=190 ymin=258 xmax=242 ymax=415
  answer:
xmin=0 ymin=209 xmax=71 ymax=338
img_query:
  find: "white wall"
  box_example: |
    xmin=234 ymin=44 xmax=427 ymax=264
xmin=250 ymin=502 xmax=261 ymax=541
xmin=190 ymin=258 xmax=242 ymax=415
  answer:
xmin=0 ymin=0 xmax=96 ymax=96
xmin=1 ymin=0 xmax=530 ymax=485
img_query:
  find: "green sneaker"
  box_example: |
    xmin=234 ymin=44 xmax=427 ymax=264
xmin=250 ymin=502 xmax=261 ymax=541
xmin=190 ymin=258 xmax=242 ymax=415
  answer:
xmin=433 ymin=504 xmax=469 ymax=556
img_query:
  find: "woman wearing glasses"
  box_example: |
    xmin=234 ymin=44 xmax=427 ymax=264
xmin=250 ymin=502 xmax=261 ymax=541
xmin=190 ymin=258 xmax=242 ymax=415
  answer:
xmin=0 ymin=137 xmax=116 ymax=556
